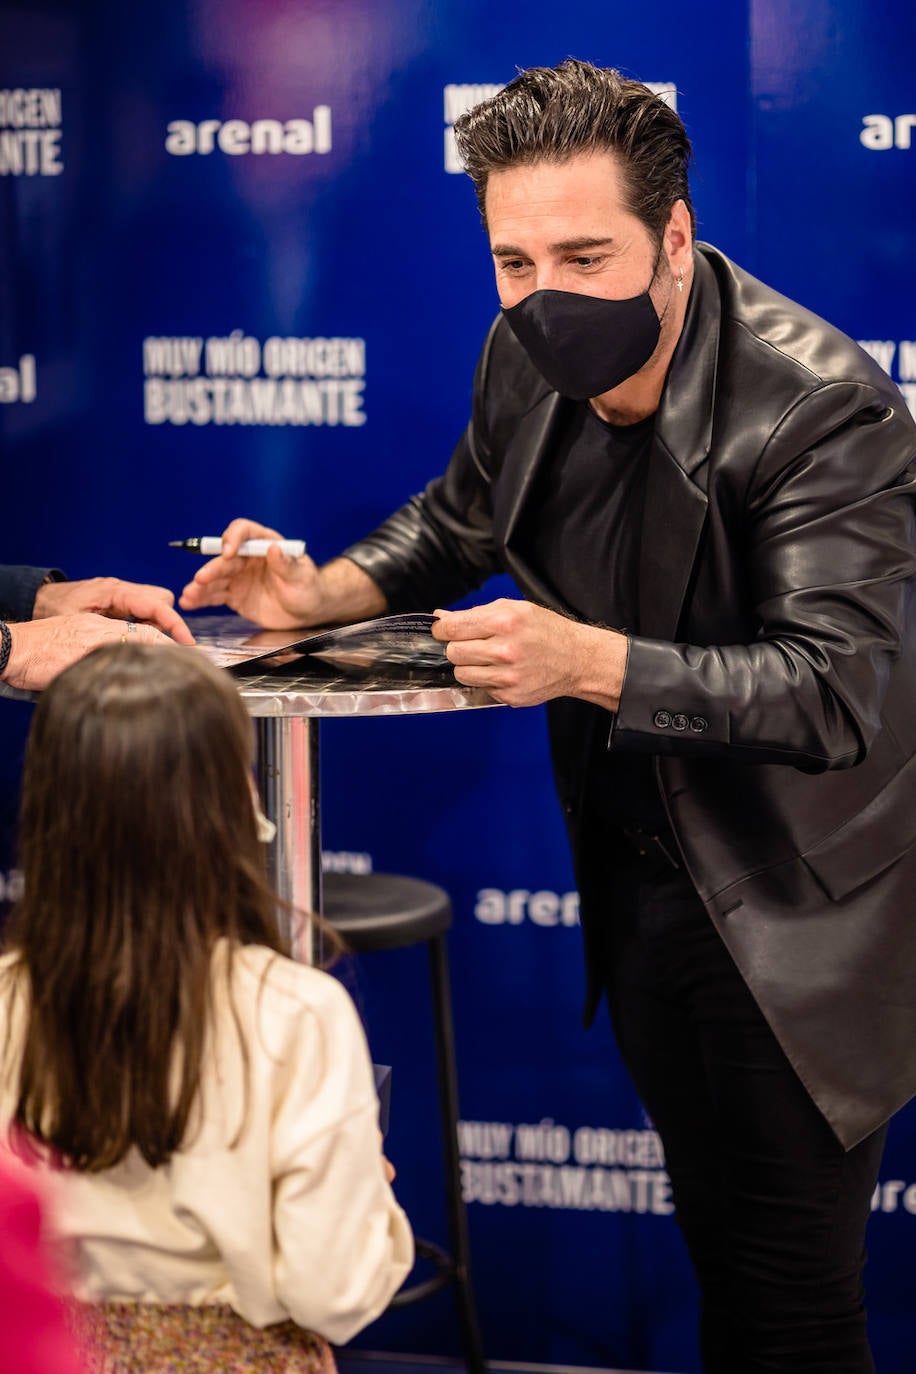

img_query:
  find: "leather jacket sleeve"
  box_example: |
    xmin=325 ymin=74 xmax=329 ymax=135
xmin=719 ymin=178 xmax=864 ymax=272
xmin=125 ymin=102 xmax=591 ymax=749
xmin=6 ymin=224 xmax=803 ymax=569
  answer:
xmin=342 ymin=325 xmax=503 ymax=610
xmin=341 ymin=427 xmax=500 ymax=612
xmin=614 ymin=382 xmax=916 ymax=772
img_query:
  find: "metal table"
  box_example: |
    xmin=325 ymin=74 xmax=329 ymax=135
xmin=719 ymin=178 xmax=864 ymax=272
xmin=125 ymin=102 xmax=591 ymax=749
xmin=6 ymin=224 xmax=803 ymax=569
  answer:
xmin=192 ymin=615 xmax=501 ymax=962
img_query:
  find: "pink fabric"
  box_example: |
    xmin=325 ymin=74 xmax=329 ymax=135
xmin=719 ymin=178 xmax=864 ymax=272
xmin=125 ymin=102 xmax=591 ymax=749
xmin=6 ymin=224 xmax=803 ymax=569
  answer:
xmin=0 ymin=1151 xmax=86 ymax=1374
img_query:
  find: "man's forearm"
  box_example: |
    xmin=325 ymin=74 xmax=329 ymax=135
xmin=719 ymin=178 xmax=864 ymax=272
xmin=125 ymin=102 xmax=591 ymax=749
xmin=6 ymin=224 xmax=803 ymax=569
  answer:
xmin=315 ymin=557 xmax=389 ymax=626
xmin=569 ymin=622 xmax=630 ymax=714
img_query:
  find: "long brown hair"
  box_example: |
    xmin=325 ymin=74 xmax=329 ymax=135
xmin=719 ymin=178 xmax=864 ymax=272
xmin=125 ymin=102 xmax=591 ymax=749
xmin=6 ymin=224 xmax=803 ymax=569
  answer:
xmin=2 ymin=643 xmax=289 ymax=1172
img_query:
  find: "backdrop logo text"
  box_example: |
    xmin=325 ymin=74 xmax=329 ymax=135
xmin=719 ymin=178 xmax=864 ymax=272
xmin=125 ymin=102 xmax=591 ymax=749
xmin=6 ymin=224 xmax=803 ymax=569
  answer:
xmin=459 ymin=1117 xmax=673 ymax=1214
xmin=165 ymin=109 xmax=332 ymax=157
xmin=0 ymin=88 xmax=62 ymax=175
xmin=443 ymin=84 xmax=504 ymax=173
xmin=143 ymin=333 xmax=366 ymax=427
xmin=857 ymin=338 xmax=916 ymax=417
xmin=0 ymin=354 xmax=36 ymax=403
xmin=860 ymin=114 xmax=916 ymax=150
xmin=474 ymin=887 xmax=580 ymax=927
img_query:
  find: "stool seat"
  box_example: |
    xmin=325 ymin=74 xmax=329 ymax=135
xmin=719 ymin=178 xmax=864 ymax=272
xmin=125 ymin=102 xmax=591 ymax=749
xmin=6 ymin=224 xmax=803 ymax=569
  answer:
xmin=322 ymin=873 xmax=452 ymax=951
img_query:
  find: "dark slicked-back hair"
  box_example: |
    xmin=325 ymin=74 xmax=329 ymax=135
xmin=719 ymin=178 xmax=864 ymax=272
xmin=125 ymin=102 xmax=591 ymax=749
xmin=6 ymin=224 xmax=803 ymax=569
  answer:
xmin=453 ymin=59 xmax=695 ymax=244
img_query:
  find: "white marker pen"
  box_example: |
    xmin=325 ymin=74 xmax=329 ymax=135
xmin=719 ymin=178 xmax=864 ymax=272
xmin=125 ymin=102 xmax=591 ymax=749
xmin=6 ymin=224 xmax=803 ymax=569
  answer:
xmin=169 ymin=537 xmax=307 ymax=558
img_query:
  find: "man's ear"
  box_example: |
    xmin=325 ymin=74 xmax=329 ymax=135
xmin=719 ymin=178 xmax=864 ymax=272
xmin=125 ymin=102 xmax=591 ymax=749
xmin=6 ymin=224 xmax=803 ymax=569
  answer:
xmin=664 ymin=200 xmax=694 ymax=277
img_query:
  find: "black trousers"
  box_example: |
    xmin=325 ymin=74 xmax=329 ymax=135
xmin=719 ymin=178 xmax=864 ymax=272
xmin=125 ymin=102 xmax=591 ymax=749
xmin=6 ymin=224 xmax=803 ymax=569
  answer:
xmin=601 ymin=858 xmax=887 ymax=1374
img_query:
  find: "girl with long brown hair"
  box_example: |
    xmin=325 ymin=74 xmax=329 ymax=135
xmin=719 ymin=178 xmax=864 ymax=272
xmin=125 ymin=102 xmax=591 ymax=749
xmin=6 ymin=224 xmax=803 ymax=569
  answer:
xmin=0 ymin=643 xmax=412 ymax=1370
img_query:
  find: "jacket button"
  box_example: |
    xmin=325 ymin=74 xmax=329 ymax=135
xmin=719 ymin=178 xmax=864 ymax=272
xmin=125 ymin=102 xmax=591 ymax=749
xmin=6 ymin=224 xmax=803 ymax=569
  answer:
xmin=690 ymin=716 xmax=708 ymax=733
xmin=653 ymin=710 xmax=672 ymax=729
xmin=672 ymin=713 xmax=689 ymax=731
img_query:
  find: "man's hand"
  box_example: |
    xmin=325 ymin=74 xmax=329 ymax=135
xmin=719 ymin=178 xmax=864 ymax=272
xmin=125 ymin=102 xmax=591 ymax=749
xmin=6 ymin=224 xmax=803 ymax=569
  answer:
xmin=3 ymin=615 xmax=173 ymax=692
xmin=179 ymin=517 xmax=387 ymax=629
xmin=33 ymin=577 xmax=195 ymax=646
xmin=432 ymin=598 xmax=629 ymax=711
xmin=179 ymin=519 xmax=326 ymax=630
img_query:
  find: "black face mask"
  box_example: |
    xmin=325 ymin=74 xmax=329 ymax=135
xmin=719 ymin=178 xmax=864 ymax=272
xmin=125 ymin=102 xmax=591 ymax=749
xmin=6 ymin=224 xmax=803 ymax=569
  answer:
xmin=501 ymin=257 xmax=669 ymax=401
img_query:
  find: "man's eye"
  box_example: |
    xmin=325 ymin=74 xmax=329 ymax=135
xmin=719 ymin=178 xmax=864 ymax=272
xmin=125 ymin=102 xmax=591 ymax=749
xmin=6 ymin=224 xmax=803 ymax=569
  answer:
xmin=500 ymin=260 xmax=528 ymax=272
xmin=572 ymin=256 xmax=603 ymax=268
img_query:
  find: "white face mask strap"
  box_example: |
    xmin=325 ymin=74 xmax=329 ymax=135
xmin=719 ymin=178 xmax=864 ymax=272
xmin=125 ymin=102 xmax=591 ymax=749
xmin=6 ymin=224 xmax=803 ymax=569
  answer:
xmin=250 ymin=787 xmax=277 ymax=844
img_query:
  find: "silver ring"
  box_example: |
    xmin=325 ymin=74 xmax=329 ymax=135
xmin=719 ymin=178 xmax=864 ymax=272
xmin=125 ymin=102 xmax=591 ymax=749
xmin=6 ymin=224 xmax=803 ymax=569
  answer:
xmin=126 ymin=621 xmax=137 ymax=634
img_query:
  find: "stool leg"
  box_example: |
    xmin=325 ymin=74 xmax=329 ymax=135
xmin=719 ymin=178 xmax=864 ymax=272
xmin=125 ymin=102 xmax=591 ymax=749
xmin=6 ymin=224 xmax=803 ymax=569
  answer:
xmin=427 ymin=933 xmax=487 ymax=1374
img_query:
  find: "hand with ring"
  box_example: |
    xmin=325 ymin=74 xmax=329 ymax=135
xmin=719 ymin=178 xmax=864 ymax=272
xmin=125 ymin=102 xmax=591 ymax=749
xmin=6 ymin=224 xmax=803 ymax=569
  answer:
xmin=2 ymin=614 xmax=176 ymax=692
xmin=32 ymin=576 xmax=194 ymax=645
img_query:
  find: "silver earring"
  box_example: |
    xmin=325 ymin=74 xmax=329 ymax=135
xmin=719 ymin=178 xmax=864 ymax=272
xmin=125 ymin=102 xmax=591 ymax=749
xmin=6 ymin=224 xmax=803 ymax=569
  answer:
xmin=677 ymin=270 xmax=685 ymax=293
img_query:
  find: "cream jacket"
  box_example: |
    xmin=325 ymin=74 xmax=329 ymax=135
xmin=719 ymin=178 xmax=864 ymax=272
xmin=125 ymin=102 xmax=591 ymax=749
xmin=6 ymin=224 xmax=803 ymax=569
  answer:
xmin=0 ymin=943 xmax=414 ymax=1345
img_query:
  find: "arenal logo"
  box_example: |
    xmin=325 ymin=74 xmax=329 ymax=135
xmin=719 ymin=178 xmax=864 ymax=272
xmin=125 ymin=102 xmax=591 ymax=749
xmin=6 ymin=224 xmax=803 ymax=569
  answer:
xmin=166 ymin=109 xmax=331 ymax=157
xmin=860 ymin=114 xmax=916 ymax=150
xmin=474 ymin=887 xmax=580 ymax=927
xmin=0 ymin=354 xmax=36 ymax=403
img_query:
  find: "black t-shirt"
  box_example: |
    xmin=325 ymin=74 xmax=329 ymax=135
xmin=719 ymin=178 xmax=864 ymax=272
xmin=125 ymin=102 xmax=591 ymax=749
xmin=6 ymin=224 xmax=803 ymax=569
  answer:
xmin=517 ymin=402 xmax=671 ymax=835
xmin=519 ymin=402 xmax=651 ymax=629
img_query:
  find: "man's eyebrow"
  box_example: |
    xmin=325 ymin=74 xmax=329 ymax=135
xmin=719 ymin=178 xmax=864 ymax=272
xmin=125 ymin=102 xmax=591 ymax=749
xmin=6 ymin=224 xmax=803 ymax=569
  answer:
xmin=491 ymin=236 xmax=616 ymax=257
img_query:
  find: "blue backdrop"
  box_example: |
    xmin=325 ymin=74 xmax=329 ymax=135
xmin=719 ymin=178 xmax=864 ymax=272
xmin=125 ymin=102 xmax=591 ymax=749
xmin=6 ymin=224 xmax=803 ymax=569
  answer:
xmin=1 ymin=3 xmax=914 ymax=1371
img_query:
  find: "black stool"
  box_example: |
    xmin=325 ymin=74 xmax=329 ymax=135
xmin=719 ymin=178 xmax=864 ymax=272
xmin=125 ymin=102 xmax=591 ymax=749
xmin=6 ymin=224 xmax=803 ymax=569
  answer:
xmin=322 ymin=872 xmax=486 ymax=1374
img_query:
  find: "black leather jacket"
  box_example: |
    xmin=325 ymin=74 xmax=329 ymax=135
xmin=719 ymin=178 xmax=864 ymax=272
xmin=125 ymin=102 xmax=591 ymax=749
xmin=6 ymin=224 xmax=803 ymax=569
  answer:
xmin=346 ymin=244 xmax=916 ymax=1148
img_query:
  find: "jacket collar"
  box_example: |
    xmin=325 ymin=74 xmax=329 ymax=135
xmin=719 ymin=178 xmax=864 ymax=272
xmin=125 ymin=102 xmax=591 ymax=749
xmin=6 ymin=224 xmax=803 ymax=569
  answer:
xmin=654 ymin=244 xmax=721 ymax=482
xmin=638 ymin=246 xmax=721 ymax=638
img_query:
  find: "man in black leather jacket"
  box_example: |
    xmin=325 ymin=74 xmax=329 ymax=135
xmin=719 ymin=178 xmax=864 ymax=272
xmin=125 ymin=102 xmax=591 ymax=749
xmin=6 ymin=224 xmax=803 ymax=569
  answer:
xmin=182 ymin=61 xmax=916 ymax=1374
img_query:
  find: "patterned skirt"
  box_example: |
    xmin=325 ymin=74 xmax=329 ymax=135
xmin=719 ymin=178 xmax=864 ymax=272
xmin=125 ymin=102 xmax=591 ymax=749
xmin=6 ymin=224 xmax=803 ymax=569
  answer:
xmin=70 ymin=1301 xmax=338 ymax=1374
